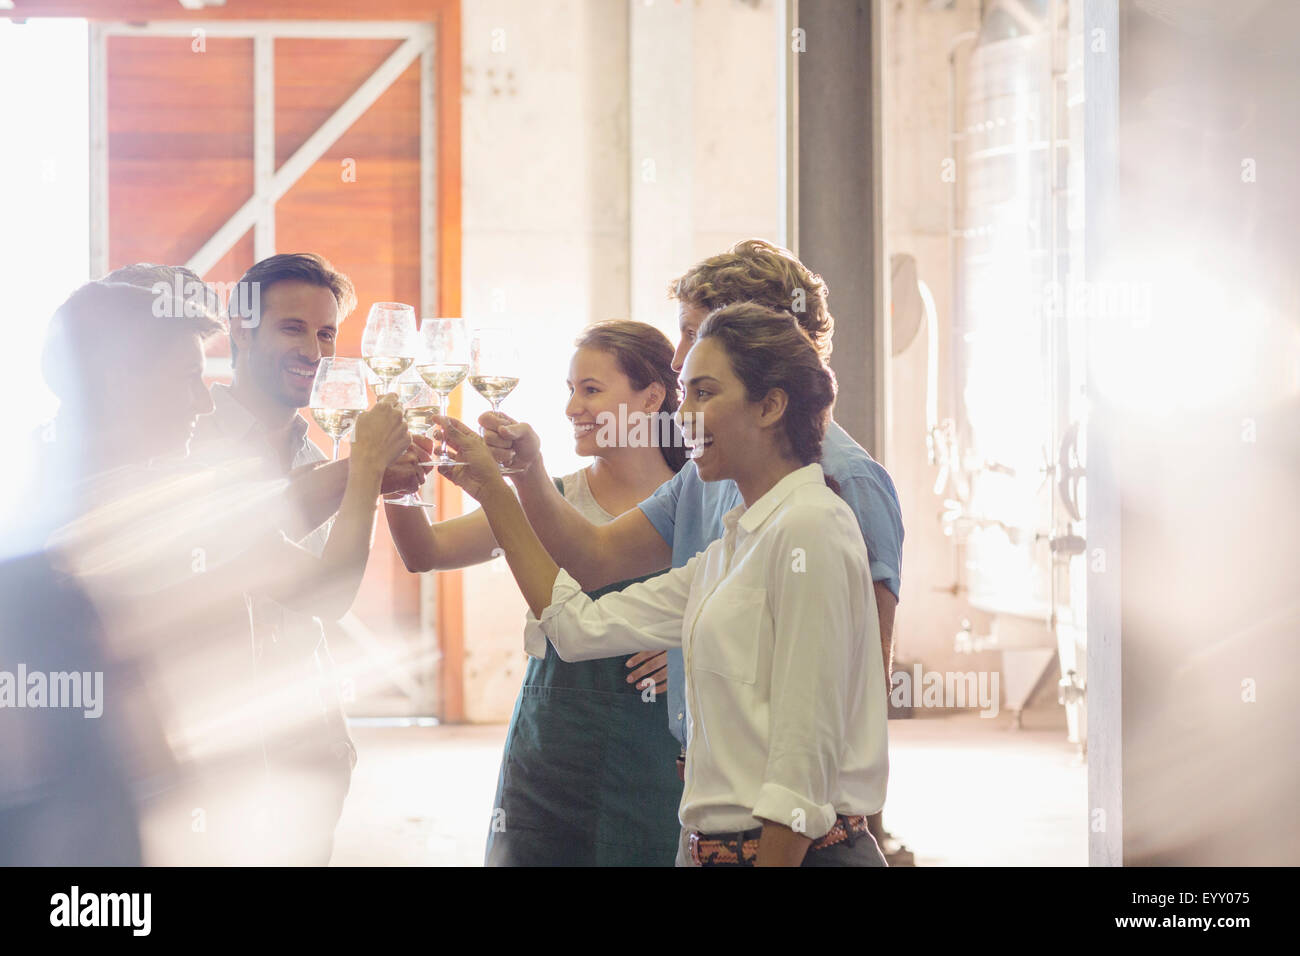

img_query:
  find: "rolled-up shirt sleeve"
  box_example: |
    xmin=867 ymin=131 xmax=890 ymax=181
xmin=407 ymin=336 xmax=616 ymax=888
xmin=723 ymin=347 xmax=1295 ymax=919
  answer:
xmin=752 ymin=510 xmax=876 ymax=840
xmin=836 ymin=469 xmax=904 ymax=601
xmin=635 ymin=466 xmax=685 ymax=548
xmin=523 ymin=556 xmax=699 ymax=662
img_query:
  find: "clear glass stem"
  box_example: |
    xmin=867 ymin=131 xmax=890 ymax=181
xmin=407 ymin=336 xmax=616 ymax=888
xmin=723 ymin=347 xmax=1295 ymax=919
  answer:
xmin=483 ymin=399 xmax=502 ymax=436
xmin=490 ymin=400 xmax=520 ymax=474
xmin=436 ymin=390 xmax=453 ymax=463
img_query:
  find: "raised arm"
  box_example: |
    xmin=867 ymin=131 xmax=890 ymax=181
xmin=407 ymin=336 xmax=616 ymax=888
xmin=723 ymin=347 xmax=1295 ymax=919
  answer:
xmin=49 ymin=400 xmax=411 ymax=666
xmin=260 ymin=396 xmax=412 ymax=620
xmin=384 ymin=503 xmax=499 ymax=572
xmin=479 ymin=412 xmax=671 ymax=591
xmin=436 ymin=415 xmax=694 ymax=658
xmin=431 ymin=417 xmax=560 ymax=615
xmin=279 ymin=446 xmax=427 ymax=540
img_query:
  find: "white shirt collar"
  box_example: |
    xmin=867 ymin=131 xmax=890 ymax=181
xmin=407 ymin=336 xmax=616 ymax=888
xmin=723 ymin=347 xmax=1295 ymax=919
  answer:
xmin=721 ymin=462 xmax=827 ymax=536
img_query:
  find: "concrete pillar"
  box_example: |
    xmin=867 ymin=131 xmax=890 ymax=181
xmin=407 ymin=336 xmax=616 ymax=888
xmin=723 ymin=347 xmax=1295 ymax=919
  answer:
xmin=792 ymin=0 xmax=885 ymax=454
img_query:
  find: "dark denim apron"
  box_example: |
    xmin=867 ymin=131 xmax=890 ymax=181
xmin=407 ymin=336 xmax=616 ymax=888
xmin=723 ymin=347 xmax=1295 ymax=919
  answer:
xmin=484 ymin=480 xmax=683 ymax=866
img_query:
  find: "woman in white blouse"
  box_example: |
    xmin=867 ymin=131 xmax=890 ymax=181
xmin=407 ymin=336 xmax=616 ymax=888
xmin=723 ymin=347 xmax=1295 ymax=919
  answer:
xmin=435 ymin=303 xmax=889 ymax=867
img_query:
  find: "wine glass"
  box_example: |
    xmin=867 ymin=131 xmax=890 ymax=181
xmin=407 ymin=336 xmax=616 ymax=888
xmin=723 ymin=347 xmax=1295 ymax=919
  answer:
xmin=469 ymin=327 xmax=523 ymax=474
xmin=361 ymin=302 xmax=418 ymax=397
xmin=415 ymin=318 xmax=470 ymax=466
xmin=385 ymin=369 xmax=440 ymax=510
xmin=308 ymin=357 xmax=368 ymax=460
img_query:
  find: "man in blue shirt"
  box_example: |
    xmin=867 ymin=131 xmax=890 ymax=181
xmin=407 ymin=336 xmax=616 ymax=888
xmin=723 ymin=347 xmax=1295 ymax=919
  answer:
xmin=480 ymin=239 xmax=905 ymax=863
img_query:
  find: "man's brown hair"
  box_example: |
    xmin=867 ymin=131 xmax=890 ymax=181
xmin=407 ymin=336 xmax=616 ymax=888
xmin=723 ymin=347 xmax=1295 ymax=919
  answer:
xmin=227 ymin=253 xmax=357 ymax=363
xmin=668 ymin=238 xmax=834 ymax=360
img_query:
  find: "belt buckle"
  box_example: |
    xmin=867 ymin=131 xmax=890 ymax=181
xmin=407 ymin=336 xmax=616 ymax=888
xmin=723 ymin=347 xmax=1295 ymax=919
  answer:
xmin=688 ymin=831 xmax=704 ymax=866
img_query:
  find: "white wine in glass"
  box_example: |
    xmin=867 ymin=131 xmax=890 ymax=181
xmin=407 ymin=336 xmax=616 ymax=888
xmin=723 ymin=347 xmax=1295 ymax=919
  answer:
xmin=364 ymin=354 xmax=414 ymax=384
xmin=468 ymin=374 xmax=520 ymax=405
xmin=470 ymin=327 xmax=524 ymax=475
xmin=416 ymin=318 xmax=471 ymax=466
xmin=361 ymin=302 xmax=418 ymax=396
xmin=313 ymin=408 xmax=363 ymax=443
xmin=417 ymin=363 xmax=470 ymax=394
xmin=383 ymin=369 xmax=439 ymax=510
xmin=308 ymin=356 xmax=369 ymax=460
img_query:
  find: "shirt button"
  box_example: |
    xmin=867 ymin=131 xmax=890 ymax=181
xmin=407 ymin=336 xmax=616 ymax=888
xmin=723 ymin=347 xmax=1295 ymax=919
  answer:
xmin=677 ymin=712 xmax=684 ymax=721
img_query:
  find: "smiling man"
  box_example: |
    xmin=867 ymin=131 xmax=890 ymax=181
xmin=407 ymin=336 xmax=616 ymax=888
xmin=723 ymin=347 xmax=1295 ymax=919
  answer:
xmin=101 ymin=255 xmax=418 ymax=863
xmin=212 ymin=253 xmax=354 ymax=472
xmin=181 ymin=252 xmax=399 ymax=864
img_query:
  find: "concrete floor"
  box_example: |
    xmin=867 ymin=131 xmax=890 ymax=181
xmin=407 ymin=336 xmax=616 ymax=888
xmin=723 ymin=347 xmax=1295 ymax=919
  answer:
xmin=331 ymin=705 xmax=1087 ymax=866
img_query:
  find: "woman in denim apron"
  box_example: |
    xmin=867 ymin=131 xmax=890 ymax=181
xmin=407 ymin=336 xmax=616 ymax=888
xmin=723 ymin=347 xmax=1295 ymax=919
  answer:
xmin=484 ymin=473 xmax=682 ymax=865
xmin=387 ymin=321 xmax=686 ymax=865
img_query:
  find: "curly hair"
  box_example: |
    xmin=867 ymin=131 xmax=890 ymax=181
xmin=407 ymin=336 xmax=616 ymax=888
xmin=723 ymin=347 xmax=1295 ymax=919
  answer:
xmin=668 ymin=238 xmax=834 ymax=360
xmin=574 ymin=320 xmax=686 ymax=472
xmin=696 ymin=302 xmax=838 ymax=482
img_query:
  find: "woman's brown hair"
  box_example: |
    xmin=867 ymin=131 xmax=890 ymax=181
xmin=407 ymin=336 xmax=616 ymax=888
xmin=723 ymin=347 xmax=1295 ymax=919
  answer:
xmin=695 ymin=302 xmax=840 ymax=491
xmin=573 ymin=320 xmax=687 ymax=472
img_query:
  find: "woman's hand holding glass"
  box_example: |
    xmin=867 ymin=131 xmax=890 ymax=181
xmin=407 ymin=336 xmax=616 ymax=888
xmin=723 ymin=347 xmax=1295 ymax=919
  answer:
xmin=384 ymin=369 xmax=440 ymax=509
xmin=415 ymin=318 xmax=471 ymax=466
xmin=468 ymin=327 xmax=526 ymax=475
xmin=431 ymin=415 xmax=510 ymax=502
xmin=477 ymin=410 xmax=542 ymax=474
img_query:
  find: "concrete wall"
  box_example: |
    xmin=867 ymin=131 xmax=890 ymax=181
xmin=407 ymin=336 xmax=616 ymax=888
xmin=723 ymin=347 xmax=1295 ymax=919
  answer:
xmin=455 ymin=0 xmax=1009 ymax=720
xmin=689 ymin=1 xmax=782 ymax=267
xmin=457 ymin=0 xmax=781 ymax=722
xmin=456 ymin=0 xmax=631 ymax=722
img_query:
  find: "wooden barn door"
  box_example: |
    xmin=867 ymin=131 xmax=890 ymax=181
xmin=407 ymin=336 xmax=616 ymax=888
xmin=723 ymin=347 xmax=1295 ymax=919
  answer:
xmin=23 ymin=0 xmax=465 ymax=721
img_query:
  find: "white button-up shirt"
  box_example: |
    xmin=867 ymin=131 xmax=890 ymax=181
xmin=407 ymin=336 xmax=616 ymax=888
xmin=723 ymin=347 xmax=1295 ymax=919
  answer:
xmin=525 ymin=463 xmax=888 ymax=840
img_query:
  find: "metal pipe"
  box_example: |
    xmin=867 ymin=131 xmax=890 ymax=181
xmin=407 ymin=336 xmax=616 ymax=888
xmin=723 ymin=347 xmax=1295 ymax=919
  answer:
xmin=946 ymin=27 xmax=977 ymax=596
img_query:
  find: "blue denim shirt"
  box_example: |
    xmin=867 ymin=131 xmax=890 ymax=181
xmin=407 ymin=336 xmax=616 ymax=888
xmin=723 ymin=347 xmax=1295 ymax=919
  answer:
xmin=637 ymin=420 xmax=904 ymax=745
